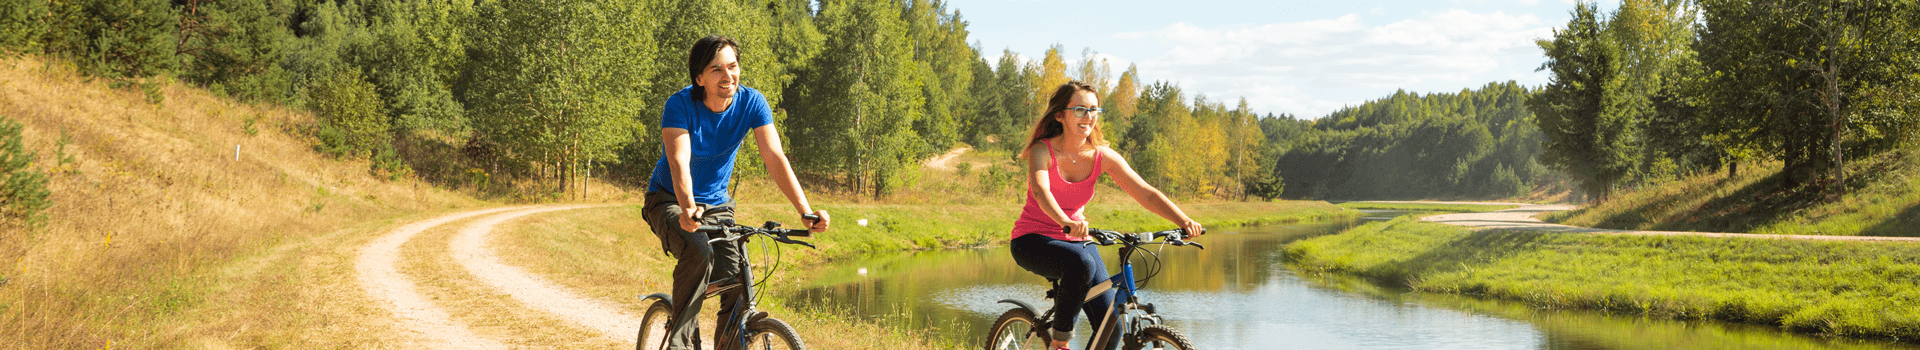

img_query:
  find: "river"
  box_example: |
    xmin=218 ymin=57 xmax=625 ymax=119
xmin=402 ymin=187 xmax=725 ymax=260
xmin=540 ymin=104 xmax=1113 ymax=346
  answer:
xmin=785 ymin=215 xmax=1919 ymax=349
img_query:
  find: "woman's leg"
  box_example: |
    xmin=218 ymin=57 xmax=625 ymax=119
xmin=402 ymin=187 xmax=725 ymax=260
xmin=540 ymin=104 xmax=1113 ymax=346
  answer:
xmin=1010 ymin=234 xmax=1111 ymax=348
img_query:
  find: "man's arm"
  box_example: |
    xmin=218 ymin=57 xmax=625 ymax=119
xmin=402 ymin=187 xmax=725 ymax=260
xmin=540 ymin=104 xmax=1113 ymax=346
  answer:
xmin=662 ymin=127 xmax=703 ymax=232
xmin=751 ymin=124 xmax=829 ymax=232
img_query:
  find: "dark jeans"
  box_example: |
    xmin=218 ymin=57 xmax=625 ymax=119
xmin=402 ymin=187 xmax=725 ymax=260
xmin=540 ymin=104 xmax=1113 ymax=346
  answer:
xmin=642 ymin=191 xmax=745 ymax=350
xmin=1010 ymin=233 xmax=1120 ymax=349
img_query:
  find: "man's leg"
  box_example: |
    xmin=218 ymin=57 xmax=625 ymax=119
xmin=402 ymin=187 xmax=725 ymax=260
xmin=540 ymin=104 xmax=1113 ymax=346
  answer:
xmin=644 ymin=192 xmax=710 ymax=350
xmin=699 ymin=207 xmax=746 ymax=350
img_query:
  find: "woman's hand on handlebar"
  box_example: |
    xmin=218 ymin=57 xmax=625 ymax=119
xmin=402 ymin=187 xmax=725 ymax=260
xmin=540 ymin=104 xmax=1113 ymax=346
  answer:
xmin=804 ymin=210 xmax=830 ymax=233
xmin=1063 ymin=220 xmax=1090 ymax=240
xmin=1179 ymin=220 xmax=1205 ymax=238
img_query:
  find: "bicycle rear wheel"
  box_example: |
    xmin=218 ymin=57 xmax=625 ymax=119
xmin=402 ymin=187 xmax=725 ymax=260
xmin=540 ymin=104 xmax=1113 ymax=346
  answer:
xmin=744 ymin=317 xmax=806 ymax=350
xmin=636 ymin=299 xmax=674 ymax=350
xmin=1126 ymin=325 xmax=1194 ymax=350
xmin=984 ymin=308 xmax=1050 ymax=350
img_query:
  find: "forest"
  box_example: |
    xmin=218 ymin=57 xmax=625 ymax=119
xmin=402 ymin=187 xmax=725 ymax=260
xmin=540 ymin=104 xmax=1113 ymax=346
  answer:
xmin=1531 ymin=0 xmax=1920 ymax=200
xmin=0 ymin=0 xmax=1289 ymax=200
xmin=1265 ymin=82 xmax=1552 ymax=200
xmin=3 ymin=0 xmax=1911 ymax=202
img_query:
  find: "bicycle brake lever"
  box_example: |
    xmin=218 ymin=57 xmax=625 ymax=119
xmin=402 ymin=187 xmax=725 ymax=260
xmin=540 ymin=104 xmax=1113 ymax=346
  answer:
xmin=775 ymin=236 xmax=817 ymax=249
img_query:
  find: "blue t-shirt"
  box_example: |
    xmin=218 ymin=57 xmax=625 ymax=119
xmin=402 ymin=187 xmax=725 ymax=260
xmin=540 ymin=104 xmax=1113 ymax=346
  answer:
xmin=646 ymin=86 xmax=775 ymax=205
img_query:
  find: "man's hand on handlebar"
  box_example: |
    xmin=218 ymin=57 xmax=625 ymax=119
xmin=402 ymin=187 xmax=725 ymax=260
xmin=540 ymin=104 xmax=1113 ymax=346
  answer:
xmin=678 ymin=205 xmax=706 ymax=232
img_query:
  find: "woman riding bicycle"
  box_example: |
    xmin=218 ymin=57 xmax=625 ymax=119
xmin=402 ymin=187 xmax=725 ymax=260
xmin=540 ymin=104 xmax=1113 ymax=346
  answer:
xmin=1008 ymin=81 xmax=1205 ymax=350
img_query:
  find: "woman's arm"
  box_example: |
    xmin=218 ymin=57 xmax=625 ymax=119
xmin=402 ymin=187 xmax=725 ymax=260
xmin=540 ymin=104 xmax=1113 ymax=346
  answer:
xmin=752 ymin=124 xmax=829 ymax=232
xmin=1025 ymin=144 xmax=1087 ymax=239
xmin=1097 ymin=146 xmax=1204 ymax=236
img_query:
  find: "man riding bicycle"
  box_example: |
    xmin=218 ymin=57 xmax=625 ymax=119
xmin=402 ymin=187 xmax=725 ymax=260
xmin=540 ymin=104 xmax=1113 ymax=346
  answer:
xmin=641 ymin=34 xmax=829 ymax=350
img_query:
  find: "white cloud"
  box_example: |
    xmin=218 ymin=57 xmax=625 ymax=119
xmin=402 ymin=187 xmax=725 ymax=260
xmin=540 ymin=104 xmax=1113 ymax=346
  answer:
xmin=1113 ymin=10 xmax=1553 ymax=117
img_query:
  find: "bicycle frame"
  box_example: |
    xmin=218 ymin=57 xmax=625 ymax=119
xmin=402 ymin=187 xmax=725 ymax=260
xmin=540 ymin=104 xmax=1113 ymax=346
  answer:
xmin=1085 ymin=248 xmax=1143 ymax=350
xmin=639 ymin=218 xmax=814 ymax=350
xmin=996 ymin=230 xmax=1196 ymax=350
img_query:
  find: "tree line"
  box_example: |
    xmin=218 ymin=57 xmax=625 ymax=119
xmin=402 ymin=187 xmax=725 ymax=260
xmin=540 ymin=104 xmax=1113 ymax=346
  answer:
xmin=1263 ymin=82 xmax=1554 ymax=200
xmin=1532 ymin=0 xmax=1920 ymax=200
xmin=0 ymin=0 xmax=1293 ymax=200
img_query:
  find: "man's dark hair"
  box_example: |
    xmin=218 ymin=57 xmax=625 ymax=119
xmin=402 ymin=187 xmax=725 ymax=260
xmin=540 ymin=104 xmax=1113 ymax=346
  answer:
xmin=688 ymin=35 xmax=741 ymax=102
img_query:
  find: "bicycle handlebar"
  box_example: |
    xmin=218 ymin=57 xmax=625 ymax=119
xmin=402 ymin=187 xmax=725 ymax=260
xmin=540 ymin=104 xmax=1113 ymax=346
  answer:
xmin=1065 ymin=227 xmax=1206 ymax=249
xmin=696 ymin=214 xmax=821 ymax=249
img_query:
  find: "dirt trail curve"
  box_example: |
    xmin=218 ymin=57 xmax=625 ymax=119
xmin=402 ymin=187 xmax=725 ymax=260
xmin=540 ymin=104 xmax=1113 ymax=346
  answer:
xmin=357 ymin=204 xmax=635 ymax=349
xmin=448 ymin=205 xmax=638 ymax=341
xmin=1404 ymin=202 xmax=1920 ymax=243
xmin=922 ymin=146 xmax=971 ymax=171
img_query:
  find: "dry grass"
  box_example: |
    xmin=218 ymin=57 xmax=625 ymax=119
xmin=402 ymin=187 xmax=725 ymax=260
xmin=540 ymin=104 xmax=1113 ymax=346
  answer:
xmin=0 ymin=56 xmax=481 ymax=349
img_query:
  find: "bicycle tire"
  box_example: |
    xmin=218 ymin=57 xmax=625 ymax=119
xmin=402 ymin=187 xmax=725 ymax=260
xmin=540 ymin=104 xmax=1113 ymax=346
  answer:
xmin=744 ymin=317 xmax=806 ymax=350
xmin=1126 ymin=324 xmax=1195 ymax=350
xmin=636 ymin=299 xmax=674 ymax=350
xmin=984 ymin=308 xmax=1050 ymax=350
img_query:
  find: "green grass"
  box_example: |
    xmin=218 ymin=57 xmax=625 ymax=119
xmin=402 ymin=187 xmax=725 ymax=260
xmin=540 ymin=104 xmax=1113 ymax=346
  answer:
xmin=1546 ymin=150 xmax=1920 ymax=236
xmin=1336 ymin=202 xmax=1520 ymax=213
xmin=1286 ymin=218 xmax=1920 ymax=340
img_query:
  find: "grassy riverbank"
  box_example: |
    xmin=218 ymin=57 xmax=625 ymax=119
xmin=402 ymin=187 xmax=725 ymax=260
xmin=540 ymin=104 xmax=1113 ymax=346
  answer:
xmin=1286 ymin=218 xmax=1920 ymax=341
xmin=1335 ymin=202 xmax=1520 ymax=213
xmin=1545 ymin=150 xmax=1920 ymax=236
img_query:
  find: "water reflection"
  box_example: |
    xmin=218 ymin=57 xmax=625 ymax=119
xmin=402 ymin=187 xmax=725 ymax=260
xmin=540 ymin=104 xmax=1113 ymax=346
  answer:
xmin=785 ymin=220 xmax=1919 ymax=350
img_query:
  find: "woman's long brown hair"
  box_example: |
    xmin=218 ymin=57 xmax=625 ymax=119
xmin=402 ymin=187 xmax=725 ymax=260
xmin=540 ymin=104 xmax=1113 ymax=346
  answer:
xmin=1020 ymin=81 xmax=1107 ymax=159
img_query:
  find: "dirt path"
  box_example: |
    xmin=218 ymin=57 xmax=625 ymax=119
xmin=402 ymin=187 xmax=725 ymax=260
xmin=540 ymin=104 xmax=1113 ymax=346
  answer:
xmin=1408 ymin=202 xmax=1920 ymax=243
xmin=447 ymin=205 xmax=637 ymax=342
xmin=922 ymin=146 xmax=971 ymax=171
xmin=355 ymin=206 xmax=529 ymax=349
xmin=359 ymin=204 xmax=640 ymax=349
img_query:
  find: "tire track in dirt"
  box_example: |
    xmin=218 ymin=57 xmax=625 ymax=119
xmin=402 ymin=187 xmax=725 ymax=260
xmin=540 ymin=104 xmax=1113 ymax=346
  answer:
xmin=447 ymin=204 xmax=640 ymax=343
xmin=356 ymin=206 xmax=530 ymax=349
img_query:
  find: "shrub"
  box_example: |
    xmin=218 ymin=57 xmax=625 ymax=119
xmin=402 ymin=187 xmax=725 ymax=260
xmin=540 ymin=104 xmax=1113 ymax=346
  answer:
xmin=0 ymin=116 xmax=51 ymax=227
xmin=0 ymin=0 xmax=50 ymax=53
xmin=309 ymin=67 xmax=390 ymax=158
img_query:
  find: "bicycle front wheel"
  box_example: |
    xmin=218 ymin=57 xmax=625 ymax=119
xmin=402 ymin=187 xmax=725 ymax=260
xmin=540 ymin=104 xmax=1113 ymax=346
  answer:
xmin=636 ymin=300 xmax=674 ymax=350
xmin=984 ymin=308 xmax=1050 ymax=350
xmin=744 ymin=317 xmax=806 ymax=350
xmin=1127 ymin=324 xmax=1195 ymax=350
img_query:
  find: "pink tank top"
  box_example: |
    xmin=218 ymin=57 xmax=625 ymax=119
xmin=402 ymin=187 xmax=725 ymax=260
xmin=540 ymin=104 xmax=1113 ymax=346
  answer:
xmin=1010 ymin=139 xmax=1104 ymax=241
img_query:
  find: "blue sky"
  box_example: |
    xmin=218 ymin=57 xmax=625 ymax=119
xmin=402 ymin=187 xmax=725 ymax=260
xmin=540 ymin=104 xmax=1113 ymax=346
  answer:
xmin=939 ymin=0 xmax=1621 ymax=118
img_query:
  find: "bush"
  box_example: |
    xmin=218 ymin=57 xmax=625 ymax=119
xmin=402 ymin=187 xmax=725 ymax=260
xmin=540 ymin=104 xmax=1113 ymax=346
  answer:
xmin=310 ymin=67 xmax=390 ymax=158
xmin=0 ymin=0 xmax=50 ymax=53
xmin=47 ymin=0 xmax=177 ymax=79
xmin=0 ymin=116 xmax=51 ymax=227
